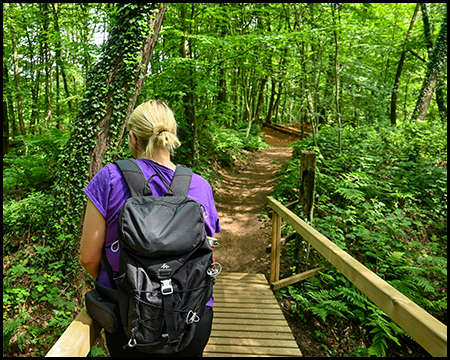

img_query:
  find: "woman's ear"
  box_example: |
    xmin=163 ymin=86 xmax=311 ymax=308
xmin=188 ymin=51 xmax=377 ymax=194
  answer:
xmin=129 ymin=131 xmax=138 ymax=150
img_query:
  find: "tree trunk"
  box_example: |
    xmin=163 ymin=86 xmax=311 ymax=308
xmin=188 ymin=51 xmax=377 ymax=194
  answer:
xmin=249 ymin=70 xmax=257 ymax=123
xmin=90 ymin=4 xmax=168 ymax=178
xmin=218 ymin=67 xmax=226 ymax=104
xmin=3 ymin=45 xmax=17 ymax=138
xmin=80 ymin=4 xmax=92 ymax=80
xmin=332 ymin=3 xmax=342 ymax=153
xmin=3 ymin=46 xmax=9 ymax=158
xmin=30 ymin=46 xmax=41 ymax=131
xmin=389 ymin=3 xmax=420 ymax=126
xmin=180 ymin=3 xmax=198 ymax=166
xmin=265 ymin=79 xmax=276 ymax=124
xmin=217 ymin=3 xmax=227 ymax=105
xmin=242 ymin=68 xmax=253 ymax=138
xmin=420 ymin=4 xmax=433 ymax=53
xmin=410 ymin=13 xmax=447 ymax=122
xmin=254 ymin=76 xmax=267 ymax=125
xmin=420 ymin=4 xmax=447 ymax=122
xmin=41 ymin=3 xmax=53 ymax=129
xmin=51 ymin=3 xmax=70 ymax=126
xmin=299 ymin=40 xmax=317 ymax=146
xmin=10 ymin=14 xmax=25 ymax=136
xmin=273 ymin=81 xmax=283 ymax=124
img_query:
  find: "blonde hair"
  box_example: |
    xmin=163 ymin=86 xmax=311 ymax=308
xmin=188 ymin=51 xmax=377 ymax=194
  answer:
xmin=127 ymin=100 xmax=181 ymax=157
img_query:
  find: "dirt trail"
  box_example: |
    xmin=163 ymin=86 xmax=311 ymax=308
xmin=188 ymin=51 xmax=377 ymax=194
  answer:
xmin=212 ymin=126 xmax=299 ymax=275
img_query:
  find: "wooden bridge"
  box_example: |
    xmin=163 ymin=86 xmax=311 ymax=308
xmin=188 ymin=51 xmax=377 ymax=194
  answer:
xmin=204 ymin=272 xmax=301 ymax=357
xmin=46 ymin=196 xmax=447 ymax=357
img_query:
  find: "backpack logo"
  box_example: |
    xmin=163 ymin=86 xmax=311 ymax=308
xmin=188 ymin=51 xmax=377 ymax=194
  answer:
xmin=160 ymin=263 xmax=170 ymax=269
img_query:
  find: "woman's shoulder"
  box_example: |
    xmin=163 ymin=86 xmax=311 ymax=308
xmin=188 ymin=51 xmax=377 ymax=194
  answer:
xmin=191 ymin=172 xmax=212 ymax=188
xmin=189 ymin=172 xmax=215 ymax=200
xmin=94 ymin=162 xmax=122 ymax=178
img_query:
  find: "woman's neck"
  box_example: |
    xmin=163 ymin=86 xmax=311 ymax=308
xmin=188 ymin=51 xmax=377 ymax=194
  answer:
xmin=140 ymin=148 xmax=176 ymax=171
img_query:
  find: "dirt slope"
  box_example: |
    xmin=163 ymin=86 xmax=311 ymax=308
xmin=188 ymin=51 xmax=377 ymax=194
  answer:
xmin=212 ymin=126 xmax=298 ymax=274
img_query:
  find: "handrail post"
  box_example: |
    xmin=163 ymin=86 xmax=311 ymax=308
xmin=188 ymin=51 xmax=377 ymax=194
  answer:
xmin=299 ymin=150 xmax=316 ymax=261
xmin=269 ymin=211 xmax=281 ymax=286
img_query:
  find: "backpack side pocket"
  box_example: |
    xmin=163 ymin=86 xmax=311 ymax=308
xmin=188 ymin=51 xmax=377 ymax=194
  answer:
xmin=85 ymin=288 xmax=119 ymax=334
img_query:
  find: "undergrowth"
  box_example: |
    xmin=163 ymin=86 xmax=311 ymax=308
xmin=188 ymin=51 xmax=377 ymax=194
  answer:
xmin=272 ymin=120 xmax=447 ymax=356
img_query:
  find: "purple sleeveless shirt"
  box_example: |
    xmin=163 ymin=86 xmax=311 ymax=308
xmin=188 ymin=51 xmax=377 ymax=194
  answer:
xmin=83 ymin=158 xmax=221 ymax=307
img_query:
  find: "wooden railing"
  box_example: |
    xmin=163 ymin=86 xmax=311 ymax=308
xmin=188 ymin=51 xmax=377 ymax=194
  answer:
xmin=267 ymin=195 xmax=447 ymax=358
xmin=45 ymin=309 xmax=101 ymax=357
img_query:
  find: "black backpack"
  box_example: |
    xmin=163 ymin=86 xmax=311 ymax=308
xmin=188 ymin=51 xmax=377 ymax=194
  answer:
xmin=105 ymin=158 xmax=215 ymax=354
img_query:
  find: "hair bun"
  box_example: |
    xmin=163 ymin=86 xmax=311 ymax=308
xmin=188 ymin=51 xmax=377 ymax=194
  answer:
xmin=153 ymin=124 xmax=168 ymax=137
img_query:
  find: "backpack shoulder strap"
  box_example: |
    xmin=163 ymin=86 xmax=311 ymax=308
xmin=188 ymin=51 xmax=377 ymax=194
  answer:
xmin=166 ymin=165 xmax=193 ymax=197
xmin=114 ymin=158 xmax=151 ymax=197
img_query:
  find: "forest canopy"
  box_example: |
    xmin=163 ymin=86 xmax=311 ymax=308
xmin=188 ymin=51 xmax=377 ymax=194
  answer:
xmin=3 ymin=3 xmax=447 ymax=357
xmin=3 ymin=3 xmax=447 ymax=150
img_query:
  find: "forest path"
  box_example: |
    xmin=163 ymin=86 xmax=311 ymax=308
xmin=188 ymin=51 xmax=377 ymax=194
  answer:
xmin=212 ymin=126 xmax=299 ymax=275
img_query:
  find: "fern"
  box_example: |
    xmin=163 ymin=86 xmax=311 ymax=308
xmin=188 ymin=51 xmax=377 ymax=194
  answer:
xmin=3 ymin=317 xmax=21 ymax=347
xmin=309 ymin=306 xmax=330 ymax=323
xmin=340 ymin=286 xmax=368 ymax=310
xmin=388 ymin=279 xmax=418 ymax=300
xmin=278 ymin=120 xmax=446 ymax=355
xmin=335 ymin=187 xmax=366 ymax=202
xmin=397 ymin=265 xmax=425 ymax=275
xmin=420 ymin=296 xmax=447 ymax=312
xmin=365 ymin=305 xmax=405 ymax=356
xmin=368 ymin=331 xmax=389 ymax=356
xmin=302 ymin=275 xmax=324 ymax=293
xmin=386 ymin=251 xmax=407 ymax=262
xmin=413 ymin=276 xmax=436 ymax=293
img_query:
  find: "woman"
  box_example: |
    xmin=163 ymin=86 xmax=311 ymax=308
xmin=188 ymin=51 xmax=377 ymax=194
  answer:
xmin=80 ymin=100 xmax=221 ymax=356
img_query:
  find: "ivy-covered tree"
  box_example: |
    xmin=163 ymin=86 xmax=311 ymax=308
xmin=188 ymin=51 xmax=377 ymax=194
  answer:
xmin=52 ymin=3 xmax=167 ymax=245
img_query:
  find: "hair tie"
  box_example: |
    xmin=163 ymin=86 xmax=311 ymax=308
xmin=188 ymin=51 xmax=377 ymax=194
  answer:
xmin=158 ymin=130 xmax=169 ymax=136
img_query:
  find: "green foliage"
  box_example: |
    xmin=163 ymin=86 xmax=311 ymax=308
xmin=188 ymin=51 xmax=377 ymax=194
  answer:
xmin=3 ymin=2 xmax=447 ymax=356
xmin=3 ymin=192 xmax=54 ymax=251
xmin=3 ymin=311 xmax=29 ymax=354
xmin=3 ymin=244 xmax=78 ymax=356
xmin=288 ymin=272 xmax=407 ymax=357
xmin=88 ymin=346 xmax=108 ymax=357
xmin=3 ymin=246 xmax=77 ymax=311
xmin=274 ymin=120 xmax=447 ymax=355
xmin=198 ymin=122 xmax=268 ymax=169
xmin=3 ymin=129 xmax=70 ymax=194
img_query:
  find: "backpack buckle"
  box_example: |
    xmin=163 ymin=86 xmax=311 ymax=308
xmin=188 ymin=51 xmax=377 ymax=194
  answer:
xmin=161 ymin=279 xmax=173 ymax=295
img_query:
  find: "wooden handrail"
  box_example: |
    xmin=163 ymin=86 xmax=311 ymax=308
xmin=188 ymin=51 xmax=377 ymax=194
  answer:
xmin=45 ymin=309 xmax=101 ymax=357
xmin=267 ymin=196 xmax=447 ymax=357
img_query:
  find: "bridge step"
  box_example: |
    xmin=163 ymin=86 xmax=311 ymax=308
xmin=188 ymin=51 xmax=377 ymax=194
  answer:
xmin=204 ymin=272 xmax=302 ymax=357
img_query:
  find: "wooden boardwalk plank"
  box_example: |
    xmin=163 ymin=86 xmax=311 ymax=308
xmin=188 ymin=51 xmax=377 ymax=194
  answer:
xmin=204 ymin=272 xmax=302 ymax=357
xmin=210 ymin=330 xmax=296 ymax=340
